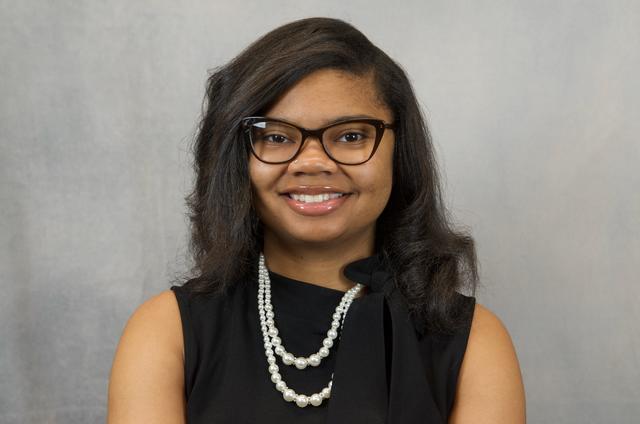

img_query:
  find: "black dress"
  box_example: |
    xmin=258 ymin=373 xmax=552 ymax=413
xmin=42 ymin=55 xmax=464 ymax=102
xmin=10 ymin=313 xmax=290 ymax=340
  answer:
xmin=171 ymin=253 xmax=475 ymax=423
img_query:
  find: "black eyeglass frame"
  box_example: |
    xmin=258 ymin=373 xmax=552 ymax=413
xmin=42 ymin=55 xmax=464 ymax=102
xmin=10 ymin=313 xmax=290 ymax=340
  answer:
xmin=240 ymin=116 xmax=396 ymax=165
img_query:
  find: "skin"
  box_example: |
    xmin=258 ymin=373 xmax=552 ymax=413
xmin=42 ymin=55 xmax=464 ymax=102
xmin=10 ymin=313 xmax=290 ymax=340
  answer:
xmin=107 ymin=68 xmax=526 ymax=423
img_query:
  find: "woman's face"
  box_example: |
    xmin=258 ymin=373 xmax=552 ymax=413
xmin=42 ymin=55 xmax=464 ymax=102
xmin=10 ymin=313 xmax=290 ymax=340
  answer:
xmin=249 ymin=68 xmax=395 ymax=248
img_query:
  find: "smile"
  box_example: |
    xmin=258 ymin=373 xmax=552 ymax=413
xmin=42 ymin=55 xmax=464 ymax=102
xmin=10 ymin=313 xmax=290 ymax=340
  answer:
xmin=288 ymin=193 xmax=345 ymax=203
xmin=281 ymin=193 xmax=351 ymax=216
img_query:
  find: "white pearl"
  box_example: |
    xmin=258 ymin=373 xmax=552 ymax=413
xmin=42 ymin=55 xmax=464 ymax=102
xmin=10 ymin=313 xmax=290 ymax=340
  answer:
xmin=274 ymin=345 xmax=285 ymax=356
xmin=294 ymin=357 xmax=308 ymax=370
xmin=332 ymin=312 xmax=341 ymax=320
xmin=271 ymin=336 xmax=281 ymax=346
xmin=308 ymin=354 xmax=321 ymax=367
xmin=321 ymin=387 xmax=331 ymax=399
xmin=275 ymin=380 xmax=287 ymax=392
xmin=322 ymin=338 xmax=333 ymax=348
xmin=283 ymin=389 xmax=296 ymax=402
xmin=266 ymin=310 xmax=274 ymax=319
xmin=327 ymin=329 xmax=338 ymax=339
xmin=270 ymin=372 xmax=281 ymax=383
xmin=331 ymin=319 xmax=340 ymax=328
xmin=264 ymin=303 xmax=273 ymax=311
xmin=309 ymin=393 xmax=323 ymax=406
xmin=295 ymin=395 xmax=309 ymax=408
xmin=267 ymin=327 xmax=278 ymax=337
xmin=267 ymin=355 xmax=276 ymax=365
xmin=268 ymin=364 xmax=279 ymax=374
xmin=319 ymin=346 xmax=330 ymax=358
xmin=282 ymin=353 xmax=294 ymax=365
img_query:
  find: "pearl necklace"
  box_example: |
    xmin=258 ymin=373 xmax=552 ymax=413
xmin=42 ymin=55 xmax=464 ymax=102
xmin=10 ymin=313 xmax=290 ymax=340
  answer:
xmin=257 ymin=253 xmax=363 ymax=408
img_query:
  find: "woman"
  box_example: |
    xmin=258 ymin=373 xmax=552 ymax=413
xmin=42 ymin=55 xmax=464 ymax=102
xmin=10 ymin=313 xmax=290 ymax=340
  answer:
xmin=108 ymin=17 xmax=525 ymax=423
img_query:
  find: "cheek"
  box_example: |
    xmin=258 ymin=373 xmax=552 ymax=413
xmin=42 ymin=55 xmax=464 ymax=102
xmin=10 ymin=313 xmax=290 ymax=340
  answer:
xmin=248 ymin=159 xmax=286 ymax=211
xmin=249 ymin=158 xmax=270 ymax=193
xmin=248 ymin=156 xmax=260 ymax=183
xmin=359 ymin=148 xmax=394 ymax=210
xmin=248 ymin=160 xmax=270 ymax=214
xmin=358 ymin=163 xmax=393 ymax=207
xmin=369 ymin=143 xmax=394 ymax=192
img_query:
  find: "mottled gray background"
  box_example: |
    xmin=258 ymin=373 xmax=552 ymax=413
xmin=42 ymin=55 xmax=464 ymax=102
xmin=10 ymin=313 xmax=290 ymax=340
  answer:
xmin=1 ymin=1 xmax=638 ymax=423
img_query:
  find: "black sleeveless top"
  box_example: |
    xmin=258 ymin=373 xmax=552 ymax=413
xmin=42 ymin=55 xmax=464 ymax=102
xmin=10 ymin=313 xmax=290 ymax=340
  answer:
xmin=170 ymin=253 xmax=475 ymax=423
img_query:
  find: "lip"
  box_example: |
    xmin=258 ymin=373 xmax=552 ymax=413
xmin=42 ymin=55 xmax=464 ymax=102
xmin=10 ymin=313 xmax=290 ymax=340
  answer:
xmin=280 ymin=185 xmax=351 ymax=196
xmin=281 ymin=193 xmax=351 ymax=216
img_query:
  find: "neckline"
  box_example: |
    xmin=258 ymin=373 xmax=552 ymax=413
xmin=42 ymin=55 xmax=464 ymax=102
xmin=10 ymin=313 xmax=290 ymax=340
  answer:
xmin=262 ymin=251 xmax=388 ymax=293
xmin=261 ymin=251 xmax=392 ymax=305
xmin=266 ymin=269 xmax=351 ymax=325
xmin=268 ymin=269 xmax=354 ymax=295
xmin=266 ymin=269 xmax=372 ymax=315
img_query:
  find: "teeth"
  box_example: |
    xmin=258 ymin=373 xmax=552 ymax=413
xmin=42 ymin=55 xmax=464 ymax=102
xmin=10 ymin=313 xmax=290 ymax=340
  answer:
xmin=289 ymin=193 xmax=345 ymax=203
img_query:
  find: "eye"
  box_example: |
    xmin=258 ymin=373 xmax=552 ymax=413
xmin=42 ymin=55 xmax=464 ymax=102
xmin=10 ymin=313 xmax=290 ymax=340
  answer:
xmin=261 ymin=133 xmax=291 ymax=144
xmin=337 ymin=132 xmax=366 ymax=143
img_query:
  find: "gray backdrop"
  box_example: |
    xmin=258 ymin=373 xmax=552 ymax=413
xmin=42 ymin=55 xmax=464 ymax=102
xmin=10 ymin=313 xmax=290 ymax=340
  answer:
xmin=1 ymin=1 xmax=638 ymax=423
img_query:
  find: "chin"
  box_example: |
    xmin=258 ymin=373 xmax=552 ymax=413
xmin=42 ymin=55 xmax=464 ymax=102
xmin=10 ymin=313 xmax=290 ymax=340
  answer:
xmin=284 ymin=228 xmax=349 ymax=245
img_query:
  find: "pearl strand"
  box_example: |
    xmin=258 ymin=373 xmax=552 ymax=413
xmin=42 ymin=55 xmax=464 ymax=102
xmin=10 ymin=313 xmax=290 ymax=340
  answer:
xmin=260 ymin=258 xmax=360 ymax=369
xmin=257 ymin=252 xmax=362 ymax=408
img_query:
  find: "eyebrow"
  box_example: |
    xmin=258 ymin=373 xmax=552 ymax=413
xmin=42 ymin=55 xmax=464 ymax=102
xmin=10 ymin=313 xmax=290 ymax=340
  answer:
xmin=264 ymin=114 xmax=380 ymax=127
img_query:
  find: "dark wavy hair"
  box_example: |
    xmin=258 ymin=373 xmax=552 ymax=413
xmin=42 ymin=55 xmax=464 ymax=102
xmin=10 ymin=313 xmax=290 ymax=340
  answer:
xmin=178 ymin=17 xmax=478 ymax=335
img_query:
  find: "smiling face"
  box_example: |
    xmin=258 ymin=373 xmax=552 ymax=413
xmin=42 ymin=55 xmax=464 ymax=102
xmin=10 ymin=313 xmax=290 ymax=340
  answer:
xmin=249 ymin=68 xmax=395 ymax=250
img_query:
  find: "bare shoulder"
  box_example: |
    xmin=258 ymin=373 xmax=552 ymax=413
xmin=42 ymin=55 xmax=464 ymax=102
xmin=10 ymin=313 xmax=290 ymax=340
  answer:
xmin=449 ymin=303 xmax=526 ymax=424
xmin=107 ymin=289 xmax=186 ymax=424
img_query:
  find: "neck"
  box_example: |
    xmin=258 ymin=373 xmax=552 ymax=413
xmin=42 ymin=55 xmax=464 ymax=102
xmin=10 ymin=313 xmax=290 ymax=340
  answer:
xmin=262 ymin=230 xmax=375 ymax=292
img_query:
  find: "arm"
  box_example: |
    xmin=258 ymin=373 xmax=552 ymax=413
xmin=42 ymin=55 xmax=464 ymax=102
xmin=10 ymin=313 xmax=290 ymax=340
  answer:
xmin=449 ymin=303 xmax=526 ymax=423
xmin=107 ymin=290 xmax=186 ymax=424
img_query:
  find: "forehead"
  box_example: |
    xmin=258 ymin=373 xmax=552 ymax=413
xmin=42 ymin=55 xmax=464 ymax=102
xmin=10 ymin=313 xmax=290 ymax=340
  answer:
xmin=264 ymin=68 xmax=392 ymax=127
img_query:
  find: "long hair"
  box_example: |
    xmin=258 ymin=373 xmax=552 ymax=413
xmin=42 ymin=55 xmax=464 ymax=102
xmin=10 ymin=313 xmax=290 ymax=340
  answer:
xmin=179 ymin=17 xmax=478 ymax=335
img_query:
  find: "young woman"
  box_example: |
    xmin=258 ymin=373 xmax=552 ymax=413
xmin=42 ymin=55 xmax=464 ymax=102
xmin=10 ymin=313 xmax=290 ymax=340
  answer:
xmin=108 ymin=17 xmax=525 ymax=423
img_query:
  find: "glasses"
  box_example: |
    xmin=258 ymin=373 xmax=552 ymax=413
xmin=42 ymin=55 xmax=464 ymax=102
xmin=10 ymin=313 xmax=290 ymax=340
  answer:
xmin=241 ymin=116 xmax=395 ymax=165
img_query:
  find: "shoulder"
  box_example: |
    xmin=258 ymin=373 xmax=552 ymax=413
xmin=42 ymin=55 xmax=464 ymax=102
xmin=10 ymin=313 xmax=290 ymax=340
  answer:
xmin=467 ymin=303 xmax=511 ymax=346
xmin=449 ymin=303 xmax=526 ymax=423
xmin=107 ymin=289 xmax=186 ymax=423
xmin=118 ymin=290 xmax=184 ymax=354
xmin=134 ymin=288 xmax=183 ymax=325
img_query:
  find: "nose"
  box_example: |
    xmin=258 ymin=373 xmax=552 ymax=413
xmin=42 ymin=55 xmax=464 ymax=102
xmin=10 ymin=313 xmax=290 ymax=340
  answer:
xmin=289 ymin=135 xmax=336 ymax=172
